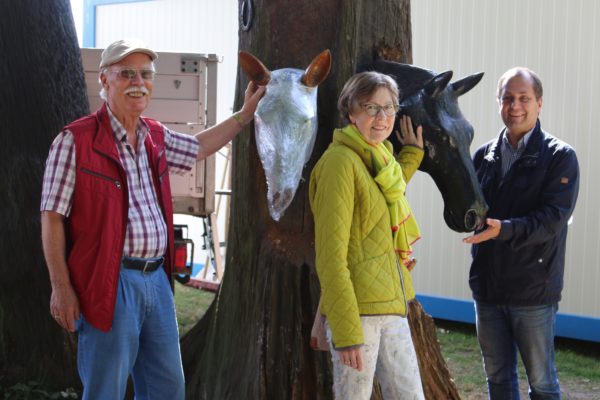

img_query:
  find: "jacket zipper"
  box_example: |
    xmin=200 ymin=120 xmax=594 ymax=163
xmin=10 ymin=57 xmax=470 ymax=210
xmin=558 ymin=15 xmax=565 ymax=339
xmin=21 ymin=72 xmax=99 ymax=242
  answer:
xmin=80 ymin=167 xmax=122 ymax=189
xmin=395 ymin=254 xmax=409 ymax=317
xmin=159 ymin=168 xmax=168 ymax=183
xmin=157 ymin=151 xmax=168 ymax=183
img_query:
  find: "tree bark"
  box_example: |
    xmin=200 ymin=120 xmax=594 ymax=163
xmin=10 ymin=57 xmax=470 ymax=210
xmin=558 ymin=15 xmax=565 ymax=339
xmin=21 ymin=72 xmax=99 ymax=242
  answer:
xmin=182 ymin=1 xmax=460 ymax=399
xmin=0 ymin=0 xmax=88 ymax=390
xmin=408 ymin=302 xmax=461 ymax=399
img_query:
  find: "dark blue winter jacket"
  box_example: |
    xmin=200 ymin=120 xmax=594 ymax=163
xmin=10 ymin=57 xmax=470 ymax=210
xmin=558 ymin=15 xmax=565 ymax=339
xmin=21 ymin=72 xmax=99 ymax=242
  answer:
xmin=469 ymin=120 xmax=579 ymax=306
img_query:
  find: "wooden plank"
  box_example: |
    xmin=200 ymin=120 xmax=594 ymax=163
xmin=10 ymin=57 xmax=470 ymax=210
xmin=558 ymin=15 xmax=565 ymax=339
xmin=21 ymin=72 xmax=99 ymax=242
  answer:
xmin=209 ymin=213 xmax=223 ymax=281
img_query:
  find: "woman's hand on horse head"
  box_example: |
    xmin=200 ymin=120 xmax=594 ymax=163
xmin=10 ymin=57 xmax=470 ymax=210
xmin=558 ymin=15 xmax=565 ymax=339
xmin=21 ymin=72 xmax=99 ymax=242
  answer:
xmin=397 ymin=115 xmax=423 ymax=149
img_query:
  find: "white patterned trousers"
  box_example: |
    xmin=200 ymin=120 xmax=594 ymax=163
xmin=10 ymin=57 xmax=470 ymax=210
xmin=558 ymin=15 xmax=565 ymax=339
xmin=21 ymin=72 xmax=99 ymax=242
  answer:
xmin=326 ymin=315 xmax=425 ymax=400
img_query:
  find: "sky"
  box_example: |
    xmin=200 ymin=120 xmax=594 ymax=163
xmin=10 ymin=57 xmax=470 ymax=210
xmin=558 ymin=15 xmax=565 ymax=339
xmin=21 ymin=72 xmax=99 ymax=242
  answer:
xmin=70 ymin=0 xmax=84 ymax=46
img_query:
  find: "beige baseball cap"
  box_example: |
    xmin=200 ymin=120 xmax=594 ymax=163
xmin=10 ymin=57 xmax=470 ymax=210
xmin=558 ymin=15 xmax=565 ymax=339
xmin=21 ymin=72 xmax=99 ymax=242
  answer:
xmin=99 ymin=38 xmax=158 ymax=68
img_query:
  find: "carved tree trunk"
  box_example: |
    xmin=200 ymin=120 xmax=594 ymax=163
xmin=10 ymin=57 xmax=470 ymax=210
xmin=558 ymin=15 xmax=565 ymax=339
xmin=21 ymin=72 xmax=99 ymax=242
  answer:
xmin=0 ymin=0 xmax=89 ymax=390
xmin=181 ymin=0 xmax=460 ymax=399
xmin=408 ymin=302 xmax=461 ymax=399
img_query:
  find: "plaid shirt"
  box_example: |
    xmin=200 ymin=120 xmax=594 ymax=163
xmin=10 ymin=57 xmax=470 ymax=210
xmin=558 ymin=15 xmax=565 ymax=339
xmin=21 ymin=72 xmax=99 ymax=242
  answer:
xmin=41 ymin=106 xmax=199 ymax=258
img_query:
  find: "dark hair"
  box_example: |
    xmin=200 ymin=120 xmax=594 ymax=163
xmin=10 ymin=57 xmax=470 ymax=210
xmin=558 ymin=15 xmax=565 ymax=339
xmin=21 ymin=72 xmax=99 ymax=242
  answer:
xmin=497 ymin=67 xmax=543 ymax=100
xmin=338 ymin=71 xmax=399 ymax=125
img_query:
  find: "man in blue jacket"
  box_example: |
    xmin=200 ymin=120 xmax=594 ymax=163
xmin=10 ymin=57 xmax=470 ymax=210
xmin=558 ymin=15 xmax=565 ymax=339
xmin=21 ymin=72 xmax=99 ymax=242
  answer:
xmin=463 ymin=67 xmax=579 ymax=400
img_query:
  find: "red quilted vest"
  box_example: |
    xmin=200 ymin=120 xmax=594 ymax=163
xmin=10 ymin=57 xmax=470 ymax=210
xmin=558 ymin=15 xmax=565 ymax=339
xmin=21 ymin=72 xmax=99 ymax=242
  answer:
xmin=66 ymin=104 xmax=174 ymax=331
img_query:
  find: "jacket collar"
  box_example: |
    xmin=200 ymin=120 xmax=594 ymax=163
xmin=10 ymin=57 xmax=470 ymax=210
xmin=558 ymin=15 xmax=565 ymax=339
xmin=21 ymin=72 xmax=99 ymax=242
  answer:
xmin=521 ymin=119 xmax=543 ymax=160
xmin=92 ymin=103 xmax=158 ymax=163
xmin=484 ymin=119 xmax=543 ymax=163
xmin=332 ymin=125 xmax=395 ymax=175
xmin=92 ymin=103 xmax=121 ymax=163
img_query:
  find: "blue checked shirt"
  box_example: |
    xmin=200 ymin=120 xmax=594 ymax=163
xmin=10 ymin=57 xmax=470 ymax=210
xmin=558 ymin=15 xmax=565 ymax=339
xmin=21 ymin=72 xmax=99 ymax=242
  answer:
xmin=500 ymin=128 xmax=534 ymax=178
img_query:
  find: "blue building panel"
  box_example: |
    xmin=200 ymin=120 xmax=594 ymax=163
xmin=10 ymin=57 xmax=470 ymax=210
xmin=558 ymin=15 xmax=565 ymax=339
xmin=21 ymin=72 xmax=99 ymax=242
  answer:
xmin=417 ymin=294 xmax=600 ymax=343
xmin=83 ymin=0 xmax=152 ymax=47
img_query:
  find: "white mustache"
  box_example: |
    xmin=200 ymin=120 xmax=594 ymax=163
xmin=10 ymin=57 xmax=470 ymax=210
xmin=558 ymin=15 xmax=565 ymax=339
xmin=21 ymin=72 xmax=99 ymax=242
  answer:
xmin=124 ymin=86 xmax=149 ymax=95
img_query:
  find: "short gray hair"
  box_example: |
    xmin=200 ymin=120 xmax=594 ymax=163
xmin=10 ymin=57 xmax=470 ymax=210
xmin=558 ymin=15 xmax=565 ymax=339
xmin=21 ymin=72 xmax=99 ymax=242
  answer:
xmin=338 ymin=71 xmax=399 ymax=125
xmin=98 ymin=68 xmax=108 ymax=100
xmin=497 ymin=67 xmax=543 ymax=100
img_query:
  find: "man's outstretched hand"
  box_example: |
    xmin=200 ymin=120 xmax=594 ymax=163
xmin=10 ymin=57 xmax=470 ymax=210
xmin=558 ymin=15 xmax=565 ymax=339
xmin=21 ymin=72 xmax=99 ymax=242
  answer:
xmin=462 ymin=218 xmax=501 ymax=244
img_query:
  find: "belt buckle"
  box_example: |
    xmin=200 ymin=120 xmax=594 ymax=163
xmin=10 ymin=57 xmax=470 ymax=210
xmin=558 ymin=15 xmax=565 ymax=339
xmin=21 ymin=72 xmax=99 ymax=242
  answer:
xmin=142 ymin=260 xmax=152 ymax=273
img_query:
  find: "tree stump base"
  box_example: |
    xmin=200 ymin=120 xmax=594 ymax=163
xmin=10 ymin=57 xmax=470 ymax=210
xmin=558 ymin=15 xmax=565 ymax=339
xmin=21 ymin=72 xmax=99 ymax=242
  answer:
xmin=408 ymin=301 xmax=461 ymax=399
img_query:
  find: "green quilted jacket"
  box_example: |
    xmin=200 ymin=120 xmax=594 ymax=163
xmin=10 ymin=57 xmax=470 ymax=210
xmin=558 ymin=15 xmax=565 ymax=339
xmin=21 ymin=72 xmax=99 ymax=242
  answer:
xmin=309 ymin=140 xmax=424 ymax=349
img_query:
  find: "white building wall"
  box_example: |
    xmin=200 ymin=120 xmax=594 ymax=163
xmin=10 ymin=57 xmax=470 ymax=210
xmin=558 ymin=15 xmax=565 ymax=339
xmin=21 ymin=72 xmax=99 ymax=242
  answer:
xmin=409 ymin=0 xmax=600 ymax=319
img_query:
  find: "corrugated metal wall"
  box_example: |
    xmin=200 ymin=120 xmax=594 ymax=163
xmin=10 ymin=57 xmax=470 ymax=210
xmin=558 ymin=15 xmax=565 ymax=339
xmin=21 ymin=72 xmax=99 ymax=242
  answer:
xmin=409 ymin=0 xmax=600 ymax=319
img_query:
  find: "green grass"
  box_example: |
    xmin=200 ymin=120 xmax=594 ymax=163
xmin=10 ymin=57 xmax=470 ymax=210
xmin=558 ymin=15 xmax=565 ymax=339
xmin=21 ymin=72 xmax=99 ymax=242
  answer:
xmin=174 ymin=282 xmax=215 ymax=336
xmin=435 ymin=322 xmax=487 ymax=394
xmin=173 ymin=290 xmax=600 ymax=398
xmin=435 ymin=320 xmax=600 ymax=399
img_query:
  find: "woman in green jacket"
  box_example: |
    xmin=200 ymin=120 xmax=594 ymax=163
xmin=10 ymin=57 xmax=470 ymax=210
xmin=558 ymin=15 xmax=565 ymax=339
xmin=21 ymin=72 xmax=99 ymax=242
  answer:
xmin=309 ymin=71 xmax=425 ymax=399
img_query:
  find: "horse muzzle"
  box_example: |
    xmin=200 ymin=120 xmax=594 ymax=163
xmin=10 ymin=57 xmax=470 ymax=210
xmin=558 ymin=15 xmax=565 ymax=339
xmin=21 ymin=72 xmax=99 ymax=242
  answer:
xmin=444 ymin=205 xmax=488 ymax=233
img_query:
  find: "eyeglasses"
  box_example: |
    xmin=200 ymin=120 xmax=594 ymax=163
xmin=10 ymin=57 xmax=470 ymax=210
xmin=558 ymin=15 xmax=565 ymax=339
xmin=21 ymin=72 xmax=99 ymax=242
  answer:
xmin=108 ymin=67 xmax=156 ymax=81
xmin=361 ymin=103 xmax=400 ymax=117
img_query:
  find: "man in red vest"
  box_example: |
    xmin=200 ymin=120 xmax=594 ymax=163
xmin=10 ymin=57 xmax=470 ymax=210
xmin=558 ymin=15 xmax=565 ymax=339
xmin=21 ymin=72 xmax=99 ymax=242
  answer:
xmin=40 ymin=38 xmax=264 ymax=399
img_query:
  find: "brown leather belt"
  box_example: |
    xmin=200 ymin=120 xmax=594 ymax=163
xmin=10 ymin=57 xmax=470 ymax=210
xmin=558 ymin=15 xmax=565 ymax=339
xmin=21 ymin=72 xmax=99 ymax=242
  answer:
xmin=122 ymin=256 xmax=164 ymax=273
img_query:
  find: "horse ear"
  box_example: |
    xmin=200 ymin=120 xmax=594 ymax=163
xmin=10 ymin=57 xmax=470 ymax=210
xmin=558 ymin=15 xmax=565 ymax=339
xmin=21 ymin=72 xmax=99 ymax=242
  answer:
xmin=239 ymin=51 xmax=271 ymax=86
xmin=424 ymin=70 xmax=453 ymax=97
xmin=451 ymin=72 xmax=484 ymax=97
xmin=301 ymin=49 xmax=332 ymax=87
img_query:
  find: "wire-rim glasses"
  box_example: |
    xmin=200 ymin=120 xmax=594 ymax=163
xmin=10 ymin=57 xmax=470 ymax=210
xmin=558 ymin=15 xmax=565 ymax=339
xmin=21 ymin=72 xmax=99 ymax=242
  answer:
xmin=360 ymin=103 xmax=400 ymax=117
xmin=108 ymin=67 xmax=156 ymax=81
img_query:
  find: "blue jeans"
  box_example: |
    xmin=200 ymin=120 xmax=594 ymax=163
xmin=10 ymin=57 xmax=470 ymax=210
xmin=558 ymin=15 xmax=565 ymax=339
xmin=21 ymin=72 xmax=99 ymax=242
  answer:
xmin=475 ymin=302 xmax=560 ymax=400
xmin=77 ymin=261 xmax=184 ymax=400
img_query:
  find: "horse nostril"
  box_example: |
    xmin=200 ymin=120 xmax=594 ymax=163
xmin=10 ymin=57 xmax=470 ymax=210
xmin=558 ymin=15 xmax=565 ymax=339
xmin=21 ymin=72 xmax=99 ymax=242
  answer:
xmin=464 ymin=209 xmax=478 ymax=231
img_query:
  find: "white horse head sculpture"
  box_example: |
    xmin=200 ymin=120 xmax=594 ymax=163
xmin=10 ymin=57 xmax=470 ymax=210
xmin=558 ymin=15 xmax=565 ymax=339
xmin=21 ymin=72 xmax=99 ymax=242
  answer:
xmin=239 ymin=50 xmax=332 ymax=221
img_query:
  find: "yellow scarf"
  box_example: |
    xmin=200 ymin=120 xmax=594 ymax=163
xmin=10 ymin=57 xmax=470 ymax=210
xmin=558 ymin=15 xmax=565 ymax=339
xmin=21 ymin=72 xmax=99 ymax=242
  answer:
xmin=333 ymin=124 xmax=420 ymax=264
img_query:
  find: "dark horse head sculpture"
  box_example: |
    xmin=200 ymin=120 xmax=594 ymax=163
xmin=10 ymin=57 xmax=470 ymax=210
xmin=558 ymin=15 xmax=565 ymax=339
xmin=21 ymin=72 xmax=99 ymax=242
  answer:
xmin=371 ymin=61 xmax=487 ymax=232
